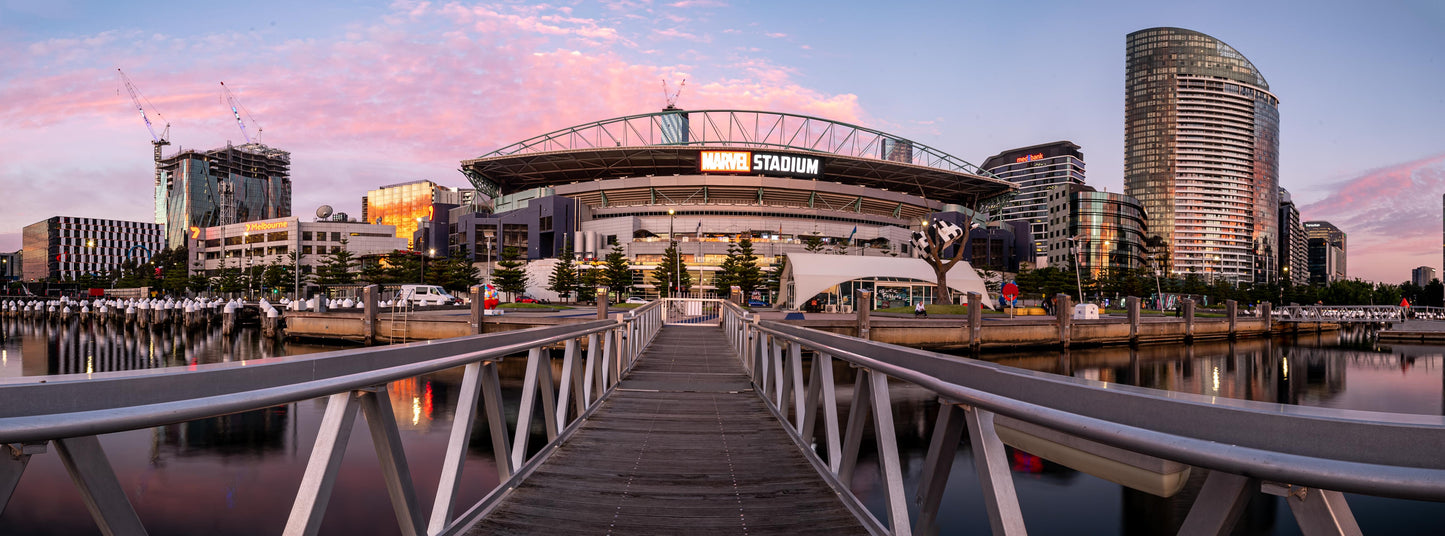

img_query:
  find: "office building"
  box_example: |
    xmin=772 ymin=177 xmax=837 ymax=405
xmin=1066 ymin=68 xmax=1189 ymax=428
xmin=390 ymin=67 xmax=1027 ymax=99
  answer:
xmin=1277 ymin=188 xmax=1308 ymax=285
xmin=981 ymin=141 xmax=1086 ymax=266
xmin=1304 ymin=221 xmax=1346 ymax=283
xmin=187 ymin=217 xmax=407 ymax=278
xmin=158 ymin=142 xmax=292 ymax=249
xmin=1412 ymin=266 xmax=1436 ymax=287
xmin=1124 ymin=27 xmax=1279 ymax=283
xmin=1042 ymin=184 xmax=1150 ymax=279
xmin=362 ymin=180 xmax=479 ymax=249
xmin=20 ymin=217 xmax=164 ymax=283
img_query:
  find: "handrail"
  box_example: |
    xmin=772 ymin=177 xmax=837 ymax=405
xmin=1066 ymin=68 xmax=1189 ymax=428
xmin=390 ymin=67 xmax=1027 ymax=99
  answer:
xmin=0 ymin=302 xmax=668 ymax=536
xmin=718 ymin=300 xmax=1445 ymax=535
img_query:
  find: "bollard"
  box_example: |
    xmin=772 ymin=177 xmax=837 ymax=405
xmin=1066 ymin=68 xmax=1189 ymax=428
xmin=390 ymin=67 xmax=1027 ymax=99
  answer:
xmin=262 ymin=308 xmax=279 ymax=338
xmin=1261 ymin=301 xmax=1273 ymax=333
xmin=855 ymin=289 xmax=872 ymax=340
xmin=596 ymin=287 xmax=610 ymax=320
xmin=1127 ymin=296 xmax=1140 ymax=345
xmin=1226 ymin=299 xmax=1238 ymax=339
xmin=1183 ymin=299 xmax=1195 ymax=343
xmin=469 ymin=284 xmax=484 ymax=335
xmin=222 ymin=301 xmax=238 ymax=336
xmin=1057 ymin=293 xmax=1074 ymax=348
xmin=363 ymin=284 xmax=379 ymax=344
xmin=968 ymin=292 xmax=982 ymax=352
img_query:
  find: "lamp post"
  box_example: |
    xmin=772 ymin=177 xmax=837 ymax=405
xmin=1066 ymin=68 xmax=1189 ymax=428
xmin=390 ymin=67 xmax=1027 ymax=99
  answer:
xmin=668 ymin=209 xmax=677 ymax=298
xmin=1069 ymin=236 xmax=1085 ymax=304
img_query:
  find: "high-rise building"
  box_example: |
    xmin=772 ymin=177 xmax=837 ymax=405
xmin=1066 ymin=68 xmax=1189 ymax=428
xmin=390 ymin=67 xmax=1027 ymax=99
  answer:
xmin=1304 ymin=221 xmax=1346 ymax=283
xmin=361 ymin=180 xmax=476 ymax=249
xmin=1412 ymin=266 xmax=1436 ymax=287
xmin=157 ymin=142 xmax=292 ymax=249
xmin=1043 ymin=184 xmax=1150 ymax=279
xmin=981 ymin=141 xmax=1086 ymax=266
xmin=1124 ymin=27 xmax=1280 ymax=283
xmin=21 ymin=217 xmax=164 ymax=283
xmin=1277 ymin=188 xmax=1308 ymax=285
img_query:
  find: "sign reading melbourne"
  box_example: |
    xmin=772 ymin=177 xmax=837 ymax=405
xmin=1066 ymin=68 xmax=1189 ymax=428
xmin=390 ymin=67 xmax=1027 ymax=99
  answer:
xmin=699 ymin=150 xmax=823 ymax=179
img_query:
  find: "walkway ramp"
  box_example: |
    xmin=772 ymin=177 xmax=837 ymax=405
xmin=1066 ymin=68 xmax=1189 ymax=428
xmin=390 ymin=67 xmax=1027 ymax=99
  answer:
xmin=466 ymin=325 xmax=869 ymax=535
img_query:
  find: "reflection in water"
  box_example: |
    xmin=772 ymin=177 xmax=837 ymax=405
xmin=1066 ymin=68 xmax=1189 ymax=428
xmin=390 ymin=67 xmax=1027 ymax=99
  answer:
xmin=2 ymin=317 xmax=1443 ymax=534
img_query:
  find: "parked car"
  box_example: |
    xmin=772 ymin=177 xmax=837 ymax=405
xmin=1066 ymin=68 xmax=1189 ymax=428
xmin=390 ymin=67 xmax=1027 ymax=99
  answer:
xmin=399 ymin=284 xmax=459 ymax=306
xmin=747 ymin=299 xmax=770 ymax=308
xmin=624 ymin=297 xmax=648 ymax=304
xmin=516 ymin=295 xmax=538 ymax=304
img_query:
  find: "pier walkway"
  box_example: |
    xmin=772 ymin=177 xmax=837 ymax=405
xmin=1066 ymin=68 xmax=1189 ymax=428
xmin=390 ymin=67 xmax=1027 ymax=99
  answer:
xmin=466 ymin=324 xmax=868 ymax=535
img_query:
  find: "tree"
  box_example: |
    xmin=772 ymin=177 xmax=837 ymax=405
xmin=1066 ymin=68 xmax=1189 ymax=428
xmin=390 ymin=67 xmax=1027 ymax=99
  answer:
xmin=649 ymin=242 xmax=692 ymax=297
xmin=802 ymin=233 xmax=826 ymax=253
xmin=314 ymin=240 xmax=358 ymax=285
xmin=601 ymin=244 xmax=633 ymax=300
xmin=492 ymin=246 xmax=528 ymax=300
xmin=764 ymin=255 xmax=786 ymax=302
xmin=717 ymin=237 xmax=763 ymax=299
xmin=577 ymin=266 xmax=600 ymax=302
xmin=431 ymin=254 xmax=481 ymax=293
xmin=548 ymin=239 xmax=579 ymax=302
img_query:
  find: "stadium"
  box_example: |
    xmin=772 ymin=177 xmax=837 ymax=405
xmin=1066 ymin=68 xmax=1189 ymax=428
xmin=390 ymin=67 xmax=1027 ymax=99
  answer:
xmin=454 ymin=109 xmax=1016 ymax=310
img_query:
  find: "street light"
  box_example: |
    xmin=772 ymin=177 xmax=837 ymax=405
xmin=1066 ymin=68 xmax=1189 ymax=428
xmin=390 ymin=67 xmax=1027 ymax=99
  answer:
xmin=668 ymin=209 xmax=678 ymax=298
xmin=1069 ymin=236 xmax=1085 ymax=304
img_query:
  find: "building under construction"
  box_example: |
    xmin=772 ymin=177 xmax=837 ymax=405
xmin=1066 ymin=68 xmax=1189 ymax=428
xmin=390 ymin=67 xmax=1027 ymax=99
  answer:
xmin=157 ymin=142 xmax=291 ymax=248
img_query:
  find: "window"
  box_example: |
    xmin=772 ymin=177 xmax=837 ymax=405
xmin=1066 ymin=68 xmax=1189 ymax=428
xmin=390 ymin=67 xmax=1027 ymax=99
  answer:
xmin=302 ymin=246 xmax=313 ymax=255
xmin=331 ymin=232 xmax=342 ymax=242
xmin=302 ymin=231 xmax=313 ymax=241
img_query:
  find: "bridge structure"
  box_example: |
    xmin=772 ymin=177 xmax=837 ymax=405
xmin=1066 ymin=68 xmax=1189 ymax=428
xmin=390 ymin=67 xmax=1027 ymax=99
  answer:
xmin=1274 ymin=304 xmax=1445 ymax=323
xmin=2 ymin=299 xmax=1444 ymax=535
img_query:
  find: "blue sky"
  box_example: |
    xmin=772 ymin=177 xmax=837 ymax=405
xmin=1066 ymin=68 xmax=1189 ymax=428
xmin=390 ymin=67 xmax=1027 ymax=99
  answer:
xmin=2 ymin=0 xmax=1442 ymax=281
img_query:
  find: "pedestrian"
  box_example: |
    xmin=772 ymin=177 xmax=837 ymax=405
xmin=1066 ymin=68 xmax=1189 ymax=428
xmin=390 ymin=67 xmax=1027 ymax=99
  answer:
xmin=914 ymin=301 xmax=928 ymax=318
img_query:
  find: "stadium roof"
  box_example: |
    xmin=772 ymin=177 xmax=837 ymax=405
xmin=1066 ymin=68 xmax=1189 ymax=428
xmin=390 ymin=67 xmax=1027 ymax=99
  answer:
xmin=461 ymin=110 xmax=1015 ymax=205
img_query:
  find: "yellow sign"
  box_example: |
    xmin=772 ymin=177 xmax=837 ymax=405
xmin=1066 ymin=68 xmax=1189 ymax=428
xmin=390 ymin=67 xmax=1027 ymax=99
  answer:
xmin=245 ymin=221 xmax=289 ymax=232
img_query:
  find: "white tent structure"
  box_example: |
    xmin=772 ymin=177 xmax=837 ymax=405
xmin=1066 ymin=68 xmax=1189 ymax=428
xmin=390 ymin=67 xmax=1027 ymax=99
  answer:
xmin=778 ymin=253 xmax=993 ymax=311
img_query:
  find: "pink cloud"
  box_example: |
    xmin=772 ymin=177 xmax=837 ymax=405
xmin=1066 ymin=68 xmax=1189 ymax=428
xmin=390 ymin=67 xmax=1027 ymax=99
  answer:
xmin=0 ymin=2 xmax=864 ymax=252
xmin=1300 ymin=153 xmax=1445 ymax=283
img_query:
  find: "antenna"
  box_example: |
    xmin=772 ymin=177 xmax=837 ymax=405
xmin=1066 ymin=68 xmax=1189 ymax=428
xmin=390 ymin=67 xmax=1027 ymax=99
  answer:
xmin=662 ymin=78 xmax=686 ymax=110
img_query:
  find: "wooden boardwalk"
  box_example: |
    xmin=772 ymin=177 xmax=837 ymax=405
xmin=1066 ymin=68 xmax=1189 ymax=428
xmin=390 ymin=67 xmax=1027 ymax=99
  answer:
xmin=465 ymin=325 xmax=870 ymax=535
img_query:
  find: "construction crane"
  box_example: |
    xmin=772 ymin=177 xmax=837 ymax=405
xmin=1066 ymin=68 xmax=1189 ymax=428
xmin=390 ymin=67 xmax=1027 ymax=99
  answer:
xmin=662 ymin=78 xmax=686 ymax=110
xmin=117 ymin=68 xmax=171 ymax=185
xmin=219 ymin=81 xmax=262 ymax=144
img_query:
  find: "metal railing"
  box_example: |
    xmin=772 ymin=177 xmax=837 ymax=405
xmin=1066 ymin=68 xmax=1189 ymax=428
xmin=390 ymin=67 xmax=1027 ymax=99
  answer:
xmin=661 ymin=297 xmax=723 ymax=325
xmin=721 ymin=301 xmax=1445 ymax=535
xmin=1273 ymin=304 xmax=1445 ymax=323
xmin=0 ymin=300 xmax=665 ymax=536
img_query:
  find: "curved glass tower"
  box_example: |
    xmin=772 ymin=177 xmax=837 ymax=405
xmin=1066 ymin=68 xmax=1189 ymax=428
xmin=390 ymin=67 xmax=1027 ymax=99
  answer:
xmin=1124 ymin=27 xmax=1279 ymax=283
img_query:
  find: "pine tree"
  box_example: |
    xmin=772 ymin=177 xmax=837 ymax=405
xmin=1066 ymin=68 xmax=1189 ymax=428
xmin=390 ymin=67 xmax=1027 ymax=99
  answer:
xmin=492 ymin=246 xmax=528 ymax=300
xmin=602 ymin=244 xmax=633 ymax=301
xmin=548 ymin=247 xmax=579 ymax=302
xmin=718 ymin=236 xmax=763 ymax=300
xmin=649 ymin=242 xmax=692 ymax=297
xmin=315 ymin=239 xmax=358 ymax=285
xmin=802 ymin=233 xmax=826 ymax=253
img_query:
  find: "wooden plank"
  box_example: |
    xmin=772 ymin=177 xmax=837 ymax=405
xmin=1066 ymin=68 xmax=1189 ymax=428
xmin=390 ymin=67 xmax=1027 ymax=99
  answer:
xmin=464 ymin=325 xmax=869 ymax=535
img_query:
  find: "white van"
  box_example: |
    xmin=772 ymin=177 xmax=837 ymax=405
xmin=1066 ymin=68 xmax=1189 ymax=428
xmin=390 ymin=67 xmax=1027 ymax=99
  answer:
xmin=399 ymin=284 xmax=459 ymax=306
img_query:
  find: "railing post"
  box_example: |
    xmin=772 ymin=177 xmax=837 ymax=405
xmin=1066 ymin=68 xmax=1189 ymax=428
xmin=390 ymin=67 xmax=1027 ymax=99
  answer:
xmin=286 ymin=391 xmax=361 ymax=536
xmin=596 ymin=288 xmax=609 ymax=320
xmin=54 ymin=436 xmax=147 ymax=536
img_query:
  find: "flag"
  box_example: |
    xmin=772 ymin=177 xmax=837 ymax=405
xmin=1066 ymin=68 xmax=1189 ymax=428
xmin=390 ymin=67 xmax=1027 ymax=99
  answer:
xmin=847 ymin=226 xmax=857 ymax=241
xmin=696 ymin=221 xmax=702 ymax=235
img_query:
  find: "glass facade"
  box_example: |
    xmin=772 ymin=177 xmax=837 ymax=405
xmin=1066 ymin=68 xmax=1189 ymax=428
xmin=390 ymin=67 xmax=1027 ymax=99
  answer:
xmin=362 ymin=180 xmax=469 ymax=249
xmin=20 ymin=217 xmax=164 ymax=282
xmin=158 ymin=143 xmax=292 ymax=249
xmin=1045 ymin=187 xmax=1149 ymax=279
xmin=1124 ymin=27 xmax=1279 ymax=283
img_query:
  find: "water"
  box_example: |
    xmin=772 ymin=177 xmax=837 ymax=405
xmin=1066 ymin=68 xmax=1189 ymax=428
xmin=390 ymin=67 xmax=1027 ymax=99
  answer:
xmin=0 ymin=318 xmax=1442 ymax=534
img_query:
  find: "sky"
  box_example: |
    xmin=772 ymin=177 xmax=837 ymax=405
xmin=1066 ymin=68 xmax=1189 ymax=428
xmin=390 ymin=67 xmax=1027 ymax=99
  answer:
xmin=1 ymin=0 xmax=1442 ymax=283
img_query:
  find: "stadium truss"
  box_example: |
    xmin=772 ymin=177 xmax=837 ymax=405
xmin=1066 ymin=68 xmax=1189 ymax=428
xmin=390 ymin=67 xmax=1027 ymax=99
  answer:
xmin=461 ymin=110 xmax=1015 ymax=206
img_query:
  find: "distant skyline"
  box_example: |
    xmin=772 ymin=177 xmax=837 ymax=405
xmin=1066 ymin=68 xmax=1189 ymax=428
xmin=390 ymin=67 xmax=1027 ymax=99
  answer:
xmin=2 ymin=0 xmax=1442 ymax=282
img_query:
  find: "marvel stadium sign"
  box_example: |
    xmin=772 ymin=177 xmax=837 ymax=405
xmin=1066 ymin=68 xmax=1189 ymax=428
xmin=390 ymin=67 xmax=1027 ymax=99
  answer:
xmin=699 ymin=150 xmax=823 ymax=179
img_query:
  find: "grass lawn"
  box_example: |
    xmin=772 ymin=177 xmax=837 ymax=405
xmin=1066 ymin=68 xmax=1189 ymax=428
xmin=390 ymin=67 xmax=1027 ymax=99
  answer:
xmin=497 ymin=302 xmax=559 ymax=309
